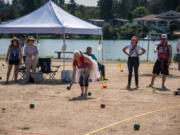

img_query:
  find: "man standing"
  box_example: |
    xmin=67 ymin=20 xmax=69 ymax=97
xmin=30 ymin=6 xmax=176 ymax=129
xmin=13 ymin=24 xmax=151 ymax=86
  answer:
xmin=176 ymin=33 xmax=180 ymax=71
xmin=85 ymin=47 xmax=107 ymax=80
xmin=176 ymin=32 xmax=180 ymax=91
xmin=149 ymin=34 xmax=172 ymax=89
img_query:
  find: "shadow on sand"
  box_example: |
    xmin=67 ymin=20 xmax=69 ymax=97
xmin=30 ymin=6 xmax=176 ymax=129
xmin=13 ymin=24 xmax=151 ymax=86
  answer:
xmin=153 ymin=87 xmax=170 ymax=91
xmin=126 ymin=88 xmax=138 ymax=91
xmin=69 ymin=96 xmax=96 ymax=101
xmin=141 ymin=73 xmax=180 ymax=79
xmin=0 ymin=79 xmax=69 ymax=86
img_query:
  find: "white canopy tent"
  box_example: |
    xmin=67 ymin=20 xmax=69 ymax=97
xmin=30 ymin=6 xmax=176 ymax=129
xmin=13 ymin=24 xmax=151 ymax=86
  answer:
xmin=0 ymin=1 xmax=102 ymax=35
xmin=0 ymin=0 xmax=103 ymax=69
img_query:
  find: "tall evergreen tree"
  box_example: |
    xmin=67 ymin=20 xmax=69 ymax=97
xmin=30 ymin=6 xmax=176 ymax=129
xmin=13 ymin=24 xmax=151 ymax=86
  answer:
xmin=98 ymin=0 xmax=113 ymax=20
xmin=67 ymin=0 xmax=77 ymax=15
xmin=21 ymin=0 xmax=36 ymax=15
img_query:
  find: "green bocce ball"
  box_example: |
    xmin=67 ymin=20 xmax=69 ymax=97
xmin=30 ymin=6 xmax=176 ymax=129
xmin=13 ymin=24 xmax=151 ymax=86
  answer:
xmin=67 ymin=86 xmax=71 ymax=90
xmin=134 ymin=123 xmax=140 ymax=130
xmin=88 ymin=92 xmax=92 ymax=96
xmin=30 ymin=104 xmax=35 ymax=109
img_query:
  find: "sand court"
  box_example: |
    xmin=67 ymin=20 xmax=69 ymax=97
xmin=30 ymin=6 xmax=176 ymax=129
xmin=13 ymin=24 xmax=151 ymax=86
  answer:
xmin=0 ymin=60 xmax=180 ymax=135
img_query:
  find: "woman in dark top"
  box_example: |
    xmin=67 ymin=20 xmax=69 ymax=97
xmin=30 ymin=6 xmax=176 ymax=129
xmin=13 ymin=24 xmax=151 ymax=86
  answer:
xmin=123 ymin=36 xmax=146 ymax=89
xmin=6 ymin=37 xmax=22 ymax=83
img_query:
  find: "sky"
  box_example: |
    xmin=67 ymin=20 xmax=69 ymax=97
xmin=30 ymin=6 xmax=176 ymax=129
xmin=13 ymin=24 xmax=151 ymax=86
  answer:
xmin=66 ymin=0 xmax=98 ymax=6
xmin=5 ymin=0 xmax=98 ymax=7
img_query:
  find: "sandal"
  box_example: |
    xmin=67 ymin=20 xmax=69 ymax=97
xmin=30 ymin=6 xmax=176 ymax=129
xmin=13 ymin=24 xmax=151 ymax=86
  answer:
xmin=162 ymin=86 xmax=167 ymax=90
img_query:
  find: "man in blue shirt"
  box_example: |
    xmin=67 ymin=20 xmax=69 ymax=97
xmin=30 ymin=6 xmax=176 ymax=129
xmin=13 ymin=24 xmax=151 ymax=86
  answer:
xmin=85 ymin=47 xmax=107 ymax=80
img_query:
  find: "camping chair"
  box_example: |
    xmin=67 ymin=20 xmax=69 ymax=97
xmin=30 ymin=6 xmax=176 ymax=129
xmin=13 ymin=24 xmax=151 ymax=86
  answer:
xmin=38 ymin=58 xmax=59 ymax=80
xmin=18 ymin=65 xmax=27 ymax=80
xmin=12 ymin=65 xmax=27 ymax=81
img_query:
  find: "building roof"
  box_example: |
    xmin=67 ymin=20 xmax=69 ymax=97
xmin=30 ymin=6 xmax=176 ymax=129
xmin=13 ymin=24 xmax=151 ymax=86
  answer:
xmin=134 ymin=14 xmax=163 ymax=21
xmin=157 ymin=10 xmax=180 ymax=19
xmin=114 ymin=18 xmax=129 ymax=22
xmin=88 ymin=19 xmax=105 ymax=22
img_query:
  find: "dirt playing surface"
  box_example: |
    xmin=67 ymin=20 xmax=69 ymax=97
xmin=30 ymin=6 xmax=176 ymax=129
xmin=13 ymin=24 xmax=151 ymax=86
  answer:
xmin=0 ymin=60 xmax=180 ymax=135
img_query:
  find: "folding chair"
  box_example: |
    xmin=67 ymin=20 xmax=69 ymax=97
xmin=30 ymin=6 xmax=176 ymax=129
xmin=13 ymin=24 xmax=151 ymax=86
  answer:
xmin=18 ymin=65 xmax=27 ymax=80
xmin=38 ymin=58 xmax=59 ymax=80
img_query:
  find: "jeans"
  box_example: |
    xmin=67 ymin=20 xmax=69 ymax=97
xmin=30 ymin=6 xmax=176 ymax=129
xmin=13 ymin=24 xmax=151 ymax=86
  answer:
xmin=127 ymin=57 xmax=139 ymax=86
xmin=98 ymin=63 xmax=105 ymax=78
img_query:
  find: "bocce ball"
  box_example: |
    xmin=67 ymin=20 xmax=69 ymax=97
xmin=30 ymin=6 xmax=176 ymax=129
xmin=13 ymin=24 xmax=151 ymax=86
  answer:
xmin=134 ymin=123 xmax=140 ymax=130
xmin=88 ymin=92 xmax=92 ymax=96
xmin=101 ymin=104 xmax=106 ymax=109
xmin=67 ymin=86 xmax=71 ymax=90
xmin=174 ymin=91 xmax=179 ymax=95
xmin=29 ymin=104 xmax=35 ymax=109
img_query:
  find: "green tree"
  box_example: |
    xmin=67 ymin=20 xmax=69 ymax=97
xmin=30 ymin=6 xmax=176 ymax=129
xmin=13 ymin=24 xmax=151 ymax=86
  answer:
xmin=11 ymin=0 xmax=24 ymax=18
xmin=21 ymin=0 xmax=36 ymax=15
xmin=98 ymin=0 xmax=113 ymax=21
xmin=59 ymin=0 xmax=65 ymax=5
xmin=67 ymin=0 xmax=77 ymax=15
xmin=169 ymin=21 xmax=180 ymax=32
xmin=103 ymin=23 xmax=118 ymax=39
xmin=176 ymin=5 xmax=180 ymax=12
xmin=131 ymin=6 xmax=149 ymax=18
xmin=0 ymin=0 xmax=11 ymax=22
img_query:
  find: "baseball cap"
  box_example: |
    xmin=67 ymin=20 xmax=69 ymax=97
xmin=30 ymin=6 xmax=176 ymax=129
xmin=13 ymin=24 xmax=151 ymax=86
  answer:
xmin=161 ymin=34 xmax=167 ymax=39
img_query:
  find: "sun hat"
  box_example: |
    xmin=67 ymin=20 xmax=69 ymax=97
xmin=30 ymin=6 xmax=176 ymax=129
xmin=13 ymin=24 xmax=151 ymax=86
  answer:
xmin=27 ymin=36 xmax=36 ymax=43
xmin=161 ymin=34 xmax=168 ymax=39
xmin=11 ymin=37 xmax=20 ymax=42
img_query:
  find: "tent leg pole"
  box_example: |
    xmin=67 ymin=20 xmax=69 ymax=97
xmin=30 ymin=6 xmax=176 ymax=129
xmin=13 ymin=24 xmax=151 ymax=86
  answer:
xmin=63 ymin=34 xmax=66 ymax=70
xmin=36 ymin=34 xmax=39 ymax=43
xmin=101 ymin=34 xmax=104 ymax=65
xmin=147 ymin=37 xmax=150 ymax=62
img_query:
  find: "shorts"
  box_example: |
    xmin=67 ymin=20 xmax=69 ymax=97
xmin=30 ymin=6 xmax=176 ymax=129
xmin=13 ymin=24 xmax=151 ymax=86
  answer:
xmin=79 ymin=70 xmax=89 ymax=87
xmin=9 ymin=59 xmax=20 ymax=65
xmin=153 ymin=60 xmax=169 ymax=75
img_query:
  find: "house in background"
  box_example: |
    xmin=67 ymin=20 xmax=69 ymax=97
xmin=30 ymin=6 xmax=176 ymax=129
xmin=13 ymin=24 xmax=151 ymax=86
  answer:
xmin=88 ymin=19 xmax=105 ymax=26
xmin=113 ymin=18 xmax=129 ymax=27
xmin=88 ymin=18 xmax=129 ymax=27
xmin=133 ymin=10 xmax=180 ymax=32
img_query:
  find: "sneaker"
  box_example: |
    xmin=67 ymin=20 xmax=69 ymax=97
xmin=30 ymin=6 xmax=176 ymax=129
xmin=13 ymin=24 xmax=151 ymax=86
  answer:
xmin=84 ymin=94 xmax=88 ymax=98
xmin=162 ymin=86 xmax=167 ymax=90
xmin=126 ymin=85 xmax=130 ymax=89
xmin=83 ymin=94 xmax=88 ymax=99
xmin=148 ymin=84 xmax=153 ymax=88
xmin=14 ymin=80 xmax=18 ymax=83
xmin=5 ymin=81 xmax=9 ymax=84
xmin=80 ymin=93 xmax=84 ymax=97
